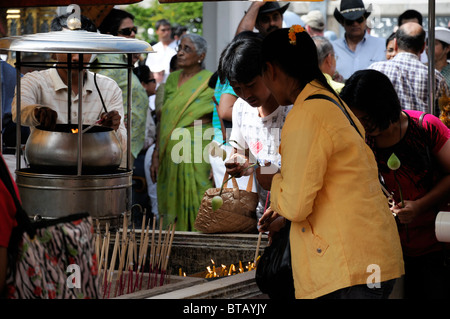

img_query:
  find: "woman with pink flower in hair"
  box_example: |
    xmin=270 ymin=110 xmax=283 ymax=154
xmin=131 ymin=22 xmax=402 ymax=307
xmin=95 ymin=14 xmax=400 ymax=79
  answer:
xmin=258 ymin=26 xmax=405 ymax=299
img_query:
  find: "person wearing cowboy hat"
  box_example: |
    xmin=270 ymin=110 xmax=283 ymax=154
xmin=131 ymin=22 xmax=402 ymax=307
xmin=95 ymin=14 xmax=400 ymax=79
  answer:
xmin=433 ymin=27 xmax=450 ymax=87
xmin=235 ymin=2 xmax=290 ymax=38
xmin=331 ymin=0 xmax=385 ymax=80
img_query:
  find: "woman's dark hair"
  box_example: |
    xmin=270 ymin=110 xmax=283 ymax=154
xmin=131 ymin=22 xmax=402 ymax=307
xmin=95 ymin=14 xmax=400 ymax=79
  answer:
xmin=398 ymin=9 xmax=423 ymax=26
xmin=340 ymin=69 xmax=401 ymax=133
xmin=155 ymin=19 xmax=171 ymax=31
xmin=133 ymin=64 xmax=151 ymax=83
xmin=51 ymin=13 xmax=97 ymax=32
xmin=261 ymin=28 xmax=341 ymax=103
xmin=208 ymin=71 xmax=219 ymax=89
xmin=98 ymin=8 xmax=135 ymax=35
xmin=217 ymin=32 xmax=263 ymax=85
xmin=386 ymin=32 xmax=396 ymax=47
xmin=169 ymin=54 xmax=178 ymax=72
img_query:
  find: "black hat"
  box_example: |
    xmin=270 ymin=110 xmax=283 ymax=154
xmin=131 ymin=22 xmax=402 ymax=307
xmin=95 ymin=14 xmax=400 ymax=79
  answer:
xmin=334 ymin=0 xmax=372 ymax=24
xmin=258 ymin=2 xmax=290 ymax=16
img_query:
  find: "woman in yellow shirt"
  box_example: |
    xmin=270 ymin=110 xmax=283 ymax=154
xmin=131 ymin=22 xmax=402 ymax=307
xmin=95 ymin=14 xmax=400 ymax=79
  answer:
xmin=258 ymin=26 xmax=404 ymax=299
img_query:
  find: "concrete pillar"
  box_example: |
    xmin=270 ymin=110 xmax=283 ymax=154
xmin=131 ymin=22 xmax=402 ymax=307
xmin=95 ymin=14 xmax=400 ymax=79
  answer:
xmin=203 ymin=2 xmax=250 ymax=72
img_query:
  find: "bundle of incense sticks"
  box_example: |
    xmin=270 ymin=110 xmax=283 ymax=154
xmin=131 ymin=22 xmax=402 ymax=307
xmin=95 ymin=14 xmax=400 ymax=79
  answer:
xmin=95 ymin=212 xmax=178 ymax=298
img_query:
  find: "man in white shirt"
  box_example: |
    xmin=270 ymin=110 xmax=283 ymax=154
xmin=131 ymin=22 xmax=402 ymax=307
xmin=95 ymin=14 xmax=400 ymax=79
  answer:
xmin=12 ymin=14 xmax=127 ymax=167
xmin=145 ymin=19 xmax=177 ymax=84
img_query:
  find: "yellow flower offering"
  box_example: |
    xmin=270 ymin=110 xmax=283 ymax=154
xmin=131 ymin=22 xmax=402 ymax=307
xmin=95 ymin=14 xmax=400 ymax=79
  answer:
xmin=288 ymin=24 xmax=305 ymax=45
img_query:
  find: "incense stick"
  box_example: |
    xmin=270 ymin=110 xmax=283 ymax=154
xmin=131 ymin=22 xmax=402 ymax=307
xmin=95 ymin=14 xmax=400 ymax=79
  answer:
xmin=160 ymin=218 xmax=177 ymax=286
xmin=255 ymin=191 xmax=270 ymax=264
xmin=147 ymin=217 xmax=157 ymax=289
xmin=151 ymin=217 xmax=163 ymax=288
xmin=135 ymin=221 xmax=149 ymax=291
xmin=126 ymin=236 xmax=134 ymax=294
xmin=95 ymin=219 xmax=101 ymax=266
xmin=98 ymin=223 xmax=108 ymax=275
xmin=106 ymin=231 xmax=120 ymax=299
xmin=115 ymin=236 xmax=128 ymax=297
xmin=138 ymin=223 xmax=151 ymax=290
xmin=254 ymin=232 xmax=262 ymax=265
xmin=155 ymin=224 xmax=169 ymax=287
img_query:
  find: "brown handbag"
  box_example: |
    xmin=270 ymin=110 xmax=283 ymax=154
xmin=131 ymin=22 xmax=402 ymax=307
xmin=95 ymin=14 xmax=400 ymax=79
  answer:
xmin=195 ymin=173 xmax=259 ymax=233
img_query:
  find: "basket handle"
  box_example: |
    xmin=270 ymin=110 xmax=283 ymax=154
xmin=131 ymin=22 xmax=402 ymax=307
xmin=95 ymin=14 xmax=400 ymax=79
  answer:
xmin=222 ymin=171 xmax=254 ymax=191
xmin=222 ymin=171 xmax=254 ymax=200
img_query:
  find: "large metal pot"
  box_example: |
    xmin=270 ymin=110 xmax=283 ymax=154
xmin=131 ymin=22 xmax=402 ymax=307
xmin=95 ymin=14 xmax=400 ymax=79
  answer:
xmin=16 ymin=168 xmax=132 ymax=219
xmin=25 ymin=123 xmax=122 ymax=172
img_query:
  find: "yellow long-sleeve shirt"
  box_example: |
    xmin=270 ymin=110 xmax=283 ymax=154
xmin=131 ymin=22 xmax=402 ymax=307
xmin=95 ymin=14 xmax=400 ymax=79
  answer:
xmin=270 ymin=81 xmax=404 ymax=299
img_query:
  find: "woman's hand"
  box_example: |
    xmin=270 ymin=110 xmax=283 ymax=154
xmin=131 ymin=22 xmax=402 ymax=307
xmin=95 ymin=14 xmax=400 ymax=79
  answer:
xmin=224 ymin=153 xmax=254 ymax=177
xmin=258 ymin=207 xmax=286 ymax=245
xmin=392 ymin=200 xmax=421 ymax=224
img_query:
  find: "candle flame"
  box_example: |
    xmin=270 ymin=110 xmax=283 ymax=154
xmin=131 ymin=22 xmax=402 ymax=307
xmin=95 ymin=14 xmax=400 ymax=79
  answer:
xmin=201 ymin=258 xmax=259 ymax=279
xmin=71 ymin=128 xmax=79 ymax=134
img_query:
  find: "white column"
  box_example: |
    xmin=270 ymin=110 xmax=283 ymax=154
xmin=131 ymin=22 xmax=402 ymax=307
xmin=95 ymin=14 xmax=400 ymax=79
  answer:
xmin=203 ymin=1 xmax=249 ymax=72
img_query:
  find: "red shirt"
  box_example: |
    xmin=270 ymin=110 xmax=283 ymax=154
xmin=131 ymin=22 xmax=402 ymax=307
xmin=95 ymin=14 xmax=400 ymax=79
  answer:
xmin=367 ymin=111 xmax=450 ymax=257
xmin=0 ymin=156 xmax=19 ymax=248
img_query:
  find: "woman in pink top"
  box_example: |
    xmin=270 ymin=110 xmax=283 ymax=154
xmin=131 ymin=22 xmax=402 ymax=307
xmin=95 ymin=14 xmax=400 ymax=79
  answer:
xmin=341 ymin=69 xmax=450 ymax=299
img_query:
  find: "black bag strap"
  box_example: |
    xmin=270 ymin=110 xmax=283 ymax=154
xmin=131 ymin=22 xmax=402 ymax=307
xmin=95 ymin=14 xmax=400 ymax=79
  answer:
xmin=306 ymin=94 xmax=363 ymax=138
xmin=305 ymin=94 xmax=395 ymax=199
xmin=418 ymin=112 xmax=435 ymax=175
xmin=419 ymin=112 xmax=427 ymax=127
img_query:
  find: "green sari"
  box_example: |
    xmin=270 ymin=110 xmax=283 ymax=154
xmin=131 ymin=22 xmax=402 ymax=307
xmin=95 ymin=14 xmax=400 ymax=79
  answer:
xmin=157 ymin=69 xmax=215 ymax=231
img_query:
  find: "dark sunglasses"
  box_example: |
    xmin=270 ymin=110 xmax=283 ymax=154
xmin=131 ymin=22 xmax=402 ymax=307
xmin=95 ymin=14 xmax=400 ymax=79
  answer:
xmin=118 ymin=26 xmax=137 ymax=36
xmin=344 ymin=16 xmax=365 ymax=26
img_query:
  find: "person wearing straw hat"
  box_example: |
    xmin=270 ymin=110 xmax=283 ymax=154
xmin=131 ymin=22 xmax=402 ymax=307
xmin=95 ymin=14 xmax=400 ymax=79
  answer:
xmin=235 ymin=2 xmax=290 ymax=38
xmin=301 ymin=10 xmax=325 ymax=37
xmin=433 ymin=27 xmax=450 ymax=87
xmin=331 ymin=0 xmax=385 ymax=80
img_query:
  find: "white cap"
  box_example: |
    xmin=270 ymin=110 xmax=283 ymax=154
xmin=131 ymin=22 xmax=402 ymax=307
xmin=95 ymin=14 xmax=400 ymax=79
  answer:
xmin=300 ymin=10 xmax=325 ymax=31
xmin=435 ymin=27 xmax=450 ymax=45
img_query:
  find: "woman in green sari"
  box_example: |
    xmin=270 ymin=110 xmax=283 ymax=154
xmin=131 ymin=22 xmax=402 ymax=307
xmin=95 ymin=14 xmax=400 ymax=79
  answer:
xmin=151 ymin=34 xmax=215 ymax=231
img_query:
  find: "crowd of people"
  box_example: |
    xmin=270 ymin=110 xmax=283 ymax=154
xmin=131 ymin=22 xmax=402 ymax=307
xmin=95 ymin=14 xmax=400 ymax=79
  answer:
xmin=1 ymin=0 xmax=450 ymax=299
